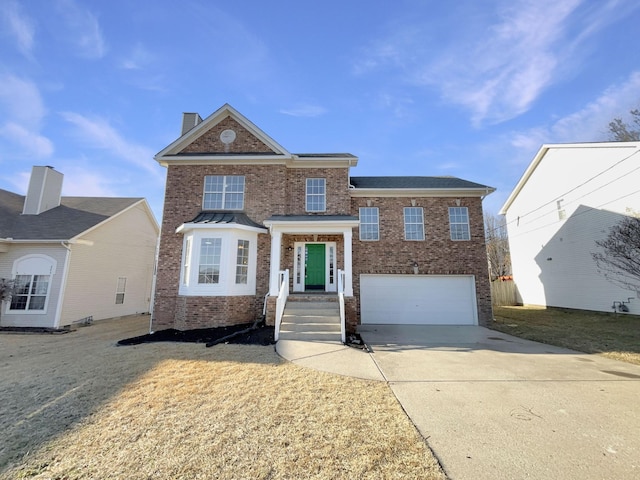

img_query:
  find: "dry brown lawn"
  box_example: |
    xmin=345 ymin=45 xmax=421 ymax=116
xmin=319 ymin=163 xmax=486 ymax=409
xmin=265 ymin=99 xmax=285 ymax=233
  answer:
xmin=491 ymin=305 xmax=640 ymax=365
xmin=0 ymin=315 xmax=444 ymax=480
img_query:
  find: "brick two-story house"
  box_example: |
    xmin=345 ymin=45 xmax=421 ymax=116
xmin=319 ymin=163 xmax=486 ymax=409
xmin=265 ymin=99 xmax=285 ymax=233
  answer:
xmin=152 ymin=104 xmax=494 ymax=333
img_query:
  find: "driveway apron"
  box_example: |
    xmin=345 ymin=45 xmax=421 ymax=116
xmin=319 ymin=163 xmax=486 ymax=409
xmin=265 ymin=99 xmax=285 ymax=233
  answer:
xmin=359 ymin=325 xmax=640 ymax=480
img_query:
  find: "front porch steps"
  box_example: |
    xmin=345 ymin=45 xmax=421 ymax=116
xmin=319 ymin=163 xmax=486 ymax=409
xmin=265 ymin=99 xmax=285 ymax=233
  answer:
xmin=278 ymin=296 xmax=342 ymax=343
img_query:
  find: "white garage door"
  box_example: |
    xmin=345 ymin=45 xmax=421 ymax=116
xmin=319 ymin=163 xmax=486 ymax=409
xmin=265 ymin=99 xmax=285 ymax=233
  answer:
xmin=360 ymin=275 xmax=478 ymax=325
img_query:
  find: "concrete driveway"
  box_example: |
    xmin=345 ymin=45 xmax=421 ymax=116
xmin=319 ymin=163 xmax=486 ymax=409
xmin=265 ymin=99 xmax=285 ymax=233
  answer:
xmin=359 ymin=325 xmax=640 ymax=480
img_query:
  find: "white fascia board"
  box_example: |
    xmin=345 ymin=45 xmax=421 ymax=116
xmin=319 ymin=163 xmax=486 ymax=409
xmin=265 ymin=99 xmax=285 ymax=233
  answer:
xmin=288 ymin=155 xmax=359 ymax=168
xmin=176 ymin=222 xmax=267 ymax=235
xmin=156 ymin=155 xmax=291 ymax=167
xmin=498 ymin=141 xmax=640 ymax=215
xmin=263 ymin=219 xmax=359 ymax=234
xmin=350 ymin=187 xmax=495 ymax=198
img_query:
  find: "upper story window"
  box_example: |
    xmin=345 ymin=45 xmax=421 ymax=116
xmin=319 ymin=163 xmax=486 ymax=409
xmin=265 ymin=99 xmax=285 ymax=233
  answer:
xmin=404 ymin=207 xmax=424 ymax=240
xmin=449 ymin=207 xmax=470 ymax=241
xmin=359 ymin=207 xmax=379 ymax=241
xmin=306 ymin=178 xmax=326 ymax=212
xmin=203 ymin=175 xmax=245 ymax=210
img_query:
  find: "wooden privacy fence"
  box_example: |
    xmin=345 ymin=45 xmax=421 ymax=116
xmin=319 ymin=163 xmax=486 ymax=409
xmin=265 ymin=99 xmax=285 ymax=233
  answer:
xmin=490 ymin=279 xmax=518 ymax=306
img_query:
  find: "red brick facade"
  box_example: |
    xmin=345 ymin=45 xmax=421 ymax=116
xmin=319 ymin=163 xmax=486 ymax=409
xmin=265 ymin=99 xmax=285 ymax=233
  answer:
xmin=152 ymin=107 xmax=493 ymax=332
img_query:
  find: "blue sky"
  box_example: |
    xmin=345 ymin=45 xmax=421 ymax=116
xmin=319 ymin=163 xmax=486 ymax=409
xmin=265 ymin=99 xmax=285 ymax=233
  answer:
xmin=1 ymin=0 xmax=639 ymax=220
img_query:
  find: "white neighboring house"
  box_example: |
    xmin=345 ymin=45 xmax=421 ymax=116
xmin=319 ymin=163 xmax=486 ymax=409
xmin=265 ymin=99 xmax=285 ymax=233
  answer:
xmin=500 ymin=142 xmax=640 ymax=315
xmin=0 ymin=166 xmax=159 ymax=329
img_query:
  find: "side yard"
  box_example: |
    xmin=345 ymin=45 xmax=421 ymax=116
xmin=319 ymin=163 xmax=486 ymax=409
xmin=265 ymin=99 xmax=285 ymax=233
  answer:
xmin=0 ymin=315 xmax=444 ymax=480
xmin=491 ymin=306 xmax=640 ymax=365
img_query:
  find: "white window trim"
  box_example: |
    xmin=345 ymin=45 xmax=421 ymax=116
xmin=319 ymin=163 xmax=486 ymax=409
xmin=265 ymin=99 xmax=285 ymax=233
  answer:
xmin=403 ymin=207 xmax=425 ymax=241
xmin=115 ymin=277 xmax=127 ymax=304
xmin=449 ymin=206 xmax=471 ymax=241
xmin=202 ymin=175 xmax=245 ymax=210
xmin=305 ymin=178 xmax=326 ymax=212
xmin=179 ymin=227 xmax=258 ymax=296
xmin=359 ymin=207 xmax=380 ymax=241
xmin=8 ymin=254 xmax=56 ymax=315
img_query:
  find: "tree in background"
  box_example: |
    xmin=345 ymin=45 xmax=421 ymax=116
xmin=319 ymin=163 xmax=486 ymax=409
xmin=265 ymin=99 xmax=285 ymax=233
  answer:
xmin=592 ymin=216 xmax=640 ymax=296
xmin=608 ymin=109 xmax=640 ymax=141
xmin=0 ymin=278 xmax=15 ymax=324
xmin=485 ymin=213 xmax=511 ymax=281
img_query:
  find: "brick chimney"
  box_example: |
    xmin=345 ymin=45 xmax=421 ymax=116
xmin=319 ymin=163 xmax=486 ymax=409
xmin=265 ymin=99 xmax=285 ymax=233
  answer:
xmin=181 ymin=112 xmax=202 ymax=136
xmin=23 ymin=166 xmax=63 ymax=215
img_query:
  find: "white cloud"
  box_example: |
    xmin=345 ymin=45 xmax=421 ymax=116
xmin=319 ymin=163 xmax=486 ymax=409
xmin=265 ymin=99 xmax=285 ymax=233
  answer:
xmin=119 ymin=43 xmax=154 ymax=70
xmin=0 ymin=74 xmax=46 ymax=126
xmin=0 ymin=123 xmax=53 ymax=157
xmin=512 ymin=71 xmax=640 ymax=146
xmin=354 ymin=0 xmax=639 ymax=126
xmin=0 ymin=0 xmax=35 ymax=57
xmin=0 ymin=74 xmax=53 ymax=157
xmin=280 ymin=104 xmax=328 ymax=118
xmin=55 ymin=0 xmax=106 ymax=59
xmin=60 ymin=112 xmax=161 ymax=178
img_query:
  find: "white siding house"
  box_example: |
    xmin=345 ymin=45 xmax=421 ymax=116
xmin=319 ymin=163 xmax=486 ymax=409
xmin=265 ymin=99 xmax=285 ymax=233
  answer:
xmin=0 ymin=166 xmax=159 ymax=329
xmin=500 ymin=142 xmax=640 ymax=315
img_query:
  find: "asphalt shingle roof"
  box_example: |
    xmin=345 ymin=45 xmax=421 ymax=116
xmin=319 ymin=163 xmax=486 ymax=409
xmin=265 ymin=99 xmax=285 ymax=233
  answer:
xmin=349 ymin=176 xmax=493 ymax=190
xmin=0 ymin=189 xmax=142 ymax=240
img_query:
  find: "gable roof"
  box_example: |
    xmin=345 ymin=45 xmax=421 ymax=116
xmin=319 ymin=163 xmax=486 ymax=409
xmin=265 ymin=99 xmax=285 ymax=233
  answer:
xmin=0 ymin=188 xmax=146 ymax=241
xmin=155 ymin=103 xmax=291 ymax=162
xmin=350 ymin=176 xmax=494 ymax=197
xmin=499 ymin=141 xmax=640 ymax=215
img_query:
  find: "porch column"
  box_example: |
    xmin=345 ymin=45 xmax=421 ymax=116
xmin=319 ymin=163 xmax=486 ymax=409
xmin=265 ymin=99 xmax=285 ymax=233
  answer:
xmin=268 ymin=230 xmax=282 ymax=296
xmin=343 ymin=229 xmax=353 ymax=296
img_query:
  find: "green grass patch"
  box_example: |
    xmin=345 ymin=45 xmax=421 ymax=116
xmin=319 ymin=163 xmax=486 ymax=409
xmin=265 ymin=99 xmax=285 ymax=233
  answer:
xmin=491 ymin=306 xmax=640 ymax=365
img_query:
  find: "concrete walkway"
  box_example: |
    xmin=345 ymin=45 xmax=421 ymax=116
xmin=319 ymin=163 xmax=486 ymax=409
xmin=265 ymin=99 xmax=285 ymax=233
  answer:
xmin=277 ymin=325 xmax=640 ymax=480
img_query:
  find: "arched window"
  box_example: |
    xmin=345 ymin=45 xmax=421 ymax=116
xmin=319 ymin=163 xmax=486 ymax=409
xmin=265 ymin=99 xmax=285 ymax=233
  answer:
xmin=10 ymin=255 xmax=56 ymax=312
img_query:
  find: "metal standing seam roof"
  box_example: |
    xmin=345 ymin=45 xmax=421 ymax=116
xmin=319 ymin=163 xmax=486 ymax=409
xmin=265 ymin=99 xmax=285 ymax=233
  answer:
xmin=188 ymin=211 xmax=268 ymax=230
xmin=349 ymin=176 xmax=493 ymax=190
xmin=0 ymin=189 xmax=143 ymax=240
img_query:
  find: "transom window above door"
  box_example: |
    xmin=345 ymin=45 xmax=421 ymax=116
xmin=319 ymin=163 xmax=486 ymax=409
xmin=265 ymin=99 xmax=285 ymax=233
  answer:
xmin=203 ymin=175 xmax=245 ymax=210
xmin=306 ymin=178 xmax=326 ymax=212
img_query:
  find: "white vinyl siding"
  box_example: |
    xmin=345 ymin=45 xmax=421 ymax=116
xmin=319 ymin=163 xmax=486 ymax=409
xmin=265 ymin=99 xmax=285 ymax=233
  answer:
xmin=404 ymin=207 xmax=424 ymax=240
xmin=359 ymin=207 xmax=379 ymax=240
xmin=59 ymin=202 xmax=158 ymax=326
xmin=203 ymin=175 xmax=245 ymax=210
xmin=306 ymin=178 xmax=326 ymax=212
xmin=449 ymin=207 xmax=470 ymax=241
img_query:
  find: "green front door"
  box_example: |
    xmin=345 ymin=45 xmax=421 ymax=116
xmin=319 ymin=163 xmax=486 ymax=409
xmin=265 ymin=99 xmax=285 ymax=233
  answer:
xmin=305 ymin=244 xmax=325 ymax=290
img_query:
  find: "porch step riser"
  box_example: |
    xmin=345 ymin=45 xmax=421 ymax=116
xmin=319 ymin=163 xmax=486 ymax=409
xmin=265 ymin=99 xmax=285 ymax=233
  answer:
xmin=280 ymin=323 xmax=341 ymax=333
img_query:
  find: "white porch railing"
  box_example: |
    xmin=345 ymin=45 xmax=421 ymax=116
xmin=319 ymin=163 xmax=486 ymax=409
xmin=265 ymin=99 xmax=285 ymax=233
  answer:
xmin=274 ymin=269 xmax=289 ymax=341
xmin=337 ymin=268 xmax=346 ymax=344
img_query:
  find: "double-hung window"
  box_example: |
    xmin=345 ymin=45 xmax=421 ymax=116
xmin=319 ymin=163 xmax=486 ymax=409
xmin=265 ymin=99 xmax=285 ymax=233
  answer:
xmin=10 ymin=274 xmax=50 ymax=311
xmin=404 ymin=207 xmax=424 ymax=240
xmin=203 ymin=175 xmax=245 ymax=210
xmin=306 ymin=178 xmax=326 ymax=212
xmin=235 ymin=240 xmax=249 ymax=284
xmin=359 ymin=207 xmax=379 ymax=240
xmin=115 ymin=277 xmax=127 ymax=304
xmin=198 ymin=238 xmax=222 ymax=284
xmin=449 ymin=207 xmax=470 ymax=241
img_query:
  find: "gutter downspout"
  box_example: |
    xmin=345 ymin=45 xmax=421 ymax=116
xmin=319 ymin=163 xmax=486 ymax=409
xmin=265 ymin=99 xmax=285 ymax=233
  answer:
xmin=54 ymin=241 xmax=72 ymax=329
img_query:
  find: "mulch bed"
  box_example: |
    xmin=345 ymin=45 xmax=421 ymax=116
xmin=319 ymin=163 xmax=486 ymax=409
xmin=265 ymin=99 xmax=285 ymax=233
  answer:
xmin=118 ymin=322 xmax=275 ymax=347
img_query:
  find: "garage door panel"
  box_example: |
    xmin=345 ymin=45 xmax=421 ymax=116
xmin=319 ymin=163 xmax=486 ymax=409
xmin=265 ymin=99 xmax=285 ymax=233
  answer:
xmin=360 ymin=275 xmax=477 ymax=325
